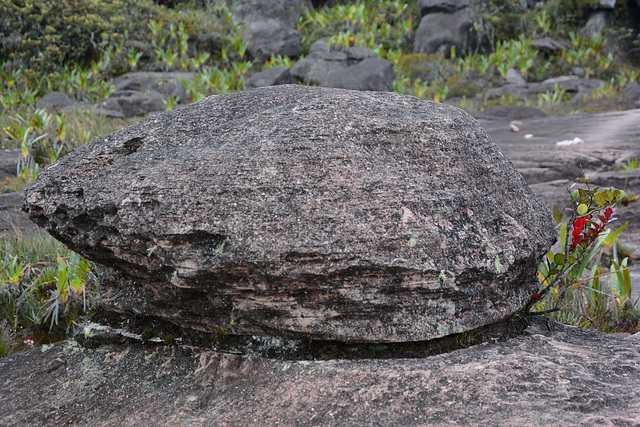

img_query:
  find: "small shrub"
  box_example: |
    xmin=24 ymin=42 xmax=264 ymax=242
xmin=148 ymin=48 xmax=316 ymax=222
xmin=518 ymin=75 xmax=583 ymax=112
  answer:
xmin=0 ymin=0 xmax=163 ymax=73
xmin=0 ymin=231 xmax=101 ymax=358
xmin=531 ymin=174 xmax=639 ymax=333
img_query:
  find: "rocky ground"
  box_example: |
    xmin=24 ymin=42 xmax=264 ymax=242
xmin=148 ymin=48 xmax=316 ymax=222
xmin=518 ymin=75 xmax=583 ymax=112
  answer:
xmin=1 ymin=316 xmax=640 ymax=425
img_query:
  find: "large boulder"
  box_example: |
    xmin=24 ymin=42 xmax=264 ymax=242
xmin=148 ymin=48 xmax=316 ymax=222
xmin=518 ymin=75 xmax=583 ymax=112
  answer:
xmin=24 ymin=85 xmax=556 ymax=343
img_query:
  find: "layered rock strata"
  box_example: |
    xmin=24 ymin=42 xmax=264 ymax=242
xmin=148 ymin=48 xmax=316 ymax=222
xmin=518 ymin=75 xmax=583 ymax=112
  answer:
xmin=24 ymin=85 xmax=556 ymax=342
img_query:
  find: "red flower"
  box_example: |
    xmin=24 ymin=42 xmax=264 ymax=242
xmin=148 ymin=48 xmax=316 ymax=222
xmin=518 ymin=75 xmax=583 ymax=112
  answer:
xmin=571 ymin=216 xmax=587 ymax=249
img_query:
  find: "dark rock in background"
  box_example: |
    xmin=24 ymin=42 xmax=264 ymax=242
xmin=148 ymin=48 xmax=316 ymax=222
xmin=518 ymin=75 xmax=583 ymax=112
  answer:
xmin=35 ymin=92 xmax=77 ymax=111
xmin=109 ymin=71 xmax=193 ymax=103
xmin=0 ymin=149 xmax=20 ymax=181
xmin=290 ymin=39 xmax=348 ymax=85
xmin=0 ymin=191 xmax=40 ymax=237
xmin=290 ymin=40 xmax=393 ymax=91
xmin=24 ymin=85 xmax=555 ymax=343
xmin=530 ymin=37 xmax=568 ymax=54
xmin=322 ymin=57 xmax=393 ymax=91
xmin=414 ymin=0 xmax=479 ymax=55
xmin=244 ymin=65 xmax=294 ymax=89
xmin=413 ymin=7 xmax=477 ymax=55
xmin=232 ymin=0 xmax=304 ymax=59
xmin=94 ymin=90 xmax=166 ymax=118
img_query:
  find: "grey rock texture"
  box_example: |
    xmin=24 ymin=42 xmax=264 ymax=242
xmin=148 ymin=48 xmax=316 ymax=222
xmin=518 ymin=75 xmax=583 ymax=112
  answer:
xmin=420 ymin=0 xmax=469 ymax=14
xmin=0 ymin=191 xmax=40 ymax=237
xmin=290 ymin=40 xmax=393 ymax=91
xmin=539 ymin=75 xmax=605 ymax=94
xmin=478 ymin=108 xmax=640 ymax=186
xmin=52 ymin=72 xmax=190 ymax=118
xmin=530 ymin=37 xmax=568 ymax=53
xmin=94 ymin=90 xmax=166 ymax=118
xmin=414 ymin=0 xmax=477 ymax=54
xmin=483 ymin=75 xmax=607 ymax=103
xmin=35 ymin=92 xmax=77 ymax=111
xmin=24 ymin=85 xmax=555 ymax=343
xmin=244 ymin=65 xmax=294 ymax=89
xmin=0 ymin=149 xmax=20 ymax=181
xmin=2 ymin=317 xmax=640 ymax=425
xmin=232 ymin=0 xmax=303 ymax=59
xmin=506 ymin=68 xmax=526 ymax=86
xmin=322 ymin=57 xmax=394 ymax=92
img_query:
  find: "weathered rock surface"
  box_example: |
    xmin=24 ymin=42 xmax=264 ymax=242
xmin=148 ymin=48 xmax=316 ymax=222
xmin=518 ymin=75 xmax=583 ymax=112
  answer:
xmin=24 ymin=85 xmax=555 ymax=343
xmin=414 ymin=0 xmax=477 ymax=54
xmin=477 ymin=108 xmax=640 ymax=186
xmin=2 ymin=317 xmax=640 ymax=425
xmin=322 ymin=57 xmax=394 ymax=92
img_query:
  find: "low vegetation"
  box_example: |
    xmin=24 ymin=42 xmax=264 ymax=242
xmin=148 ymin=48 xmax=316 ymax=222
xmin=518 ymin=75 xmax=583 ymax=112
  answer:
xmin=1 ymin=0 xmax=639 ymax=357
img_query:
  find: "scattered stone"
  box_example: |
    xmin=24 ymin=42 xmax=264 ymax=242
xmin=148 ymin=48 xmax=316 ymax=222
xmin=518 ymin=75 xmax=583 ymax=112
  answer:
xmin=506 ymin=68 xmax=526 ymax=86
xmin=322 ymin=57 xmax=393 ymax=92
xmin=540 ymin=76 xmax=605 ymax=94
xmin=109 ymin=71 xmax=193 ymax=103
xmin=483 ymin=83 xmax=541 ymax=101
xmin=290 ymin=40 xmax=392 ymax=91
xmin=556 ymin=137 xmax=584 ymax=146
xmin=24 ymin=85 xmax=556 ymax=343
xmin=531 ymin=37 xmax=568 ymax=53
xmin=35 ymin=92 xmax=77 ymax=111
xmin=95 ymin=90 xmax=166 ymax=118
xmin=244 ymin=65 xmax=294 ymax=89
xmin=0 ymin=149 xmax=20 ymax=181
